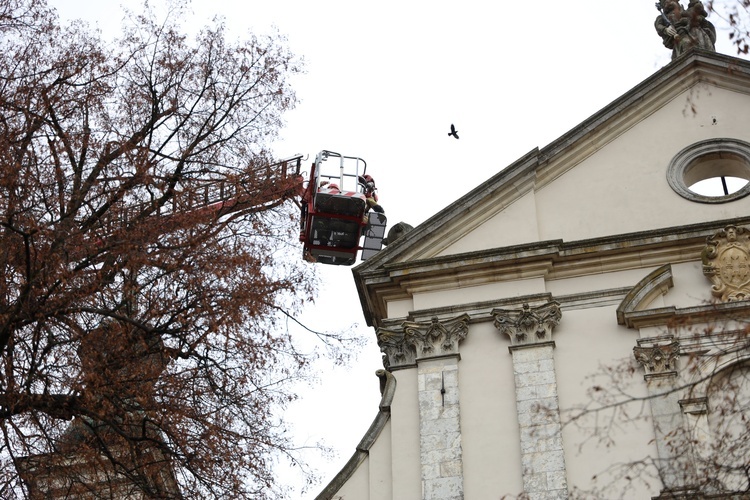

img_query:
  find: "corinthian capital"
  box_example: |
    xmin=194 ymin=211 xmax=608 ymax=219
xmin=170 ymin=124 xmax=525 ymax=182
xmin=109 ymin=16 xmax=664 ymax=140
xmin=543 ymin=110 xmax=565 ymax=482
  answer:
xmin=377 ymin=314 xmax=470 ymax=369
xmin=491 ymin=302 xmax=562 ymax=346
xmin=404 ymin=314 xmax=470 ymax=358
xmin=633 ymin=340 xmax=680 ymax=375
xmin=377 ymin=327 xmax=416 ymax=370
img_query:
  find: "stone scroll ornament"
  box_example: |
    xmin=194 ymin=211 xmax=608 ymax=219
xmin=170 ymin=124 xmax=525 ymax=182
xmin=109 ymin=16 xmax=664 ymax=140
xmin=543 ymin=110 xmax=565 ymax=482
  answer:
xmin=702 ymin=225 xmax=750 ymax=302
xmin=655 ymin=0 xmax=716 ymax=60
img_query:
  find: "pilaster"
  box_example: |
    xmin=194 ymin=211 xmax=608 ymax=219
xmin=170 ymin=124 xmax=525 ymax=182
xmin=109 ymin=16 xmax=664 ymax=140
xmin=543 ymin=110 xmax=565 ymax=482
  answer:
xmin=378 ymin=314 xmax=469 ymax=500
xmin=492 ymin=302 xmax=568 ymax=500
xmin=633 ymin=336 xmax=696 ymax=491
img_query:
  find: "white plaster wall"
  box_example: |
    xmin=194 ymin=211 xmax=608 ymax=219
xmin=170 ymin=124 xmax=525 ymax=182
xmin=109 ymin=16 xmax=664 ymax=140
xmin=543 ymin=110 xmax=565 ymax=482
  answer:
xmin=335 ymin=456 xmax=371 ymax=500
xmin=411 ymin=278 xmax=546 ymax=311
xmin=369 ymin=419 xmax=393 ymax=500
xmin=546 ymin=267 xmax=653 ymax=297
xmin=664 ymin=260 xmax=715 ymax=308
xmin=554 ymin=305 xmax=660 ymax=497
xmin=389 ymin=369 xmax=421 ymax=500
xmin=536 ymin=86 xmax=750 ymax=243
xmin=386 ymin=298 xmax=413 ymax=319
xmin=362 ymin=263 xmax=722 ymax=498
xmin=437 ymin=190 xmax=541 ymax=256
xmin=374 ymin=262 xmax=722 ymax=498
xmin=459 ymin=322 xmax=524 ymax=498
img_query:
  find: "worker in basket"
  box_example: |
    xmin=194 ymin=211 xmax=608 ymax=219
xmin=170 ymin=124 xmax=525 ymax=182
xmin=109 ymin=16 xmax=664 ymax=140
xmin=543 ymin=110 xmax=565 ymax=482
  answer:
xmin=318 ymin=180 xmax=340 ymax=194
xmin=358 ymin=174 xmax=384 ymax=213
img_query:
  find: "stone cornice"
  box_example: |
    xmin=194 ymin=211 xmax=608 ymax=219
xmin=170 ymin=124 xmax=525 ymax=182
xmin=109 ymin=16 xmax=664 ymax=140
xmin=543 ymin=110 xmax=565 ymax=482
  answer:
xmin=381 ymin=293 xmax=555 ymax=327
xmin=376 ymin=288 xmax=628 ymax=331
xmin=356 ymin=216 xmax=750 ymax=328
xmin=619 ymin=299 xmax=750 ymax=329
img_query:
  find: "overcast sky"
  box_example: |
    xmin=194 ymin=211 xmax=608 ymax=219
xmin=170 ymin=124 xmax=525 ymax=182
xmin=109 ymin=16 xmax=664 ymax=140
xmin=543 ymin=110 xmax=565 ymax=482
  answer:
xmin=52 ymin=1 xmax=749 ymax=497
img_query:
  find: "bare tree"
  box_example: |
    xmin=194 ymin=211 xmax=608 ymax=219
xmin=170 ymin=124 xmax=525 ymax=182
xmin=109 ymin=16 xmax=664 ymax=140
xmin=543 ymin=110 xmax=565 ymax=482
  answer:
xmin=0 ymin=0 xmax=341 ymax=497
xmin=707 ymin=0 xmax=750 ymax=54
xmin=564 ymin=314 xmax=750 ymax=499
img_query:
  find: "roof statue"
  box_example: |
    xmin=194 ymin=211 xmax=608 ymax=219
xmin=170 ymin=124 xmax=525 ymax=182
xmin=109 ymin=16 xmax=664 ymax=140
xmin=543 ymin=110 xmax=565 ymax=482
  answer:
xmin=655 ymin=0 xmax=716 ymax=59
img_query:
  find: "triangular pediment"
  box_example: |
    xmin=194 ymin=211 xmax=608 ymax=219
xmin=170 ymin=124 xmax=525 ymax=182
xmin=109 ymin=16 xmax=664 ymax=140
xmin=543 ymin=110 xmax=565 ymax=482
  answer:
xmin=357 ymin=51 xmax=750 ymax=270
xmin=353 ymin=51 xmax=750 ymax=327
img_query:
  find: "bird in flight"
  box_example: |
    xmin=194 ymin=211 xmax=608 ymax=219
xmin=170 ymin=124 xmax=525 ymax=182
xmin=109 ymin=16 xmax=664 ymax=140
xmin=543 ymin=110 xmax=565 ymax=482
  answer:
xmin=448 ymin=124 xmax=459 ymax=139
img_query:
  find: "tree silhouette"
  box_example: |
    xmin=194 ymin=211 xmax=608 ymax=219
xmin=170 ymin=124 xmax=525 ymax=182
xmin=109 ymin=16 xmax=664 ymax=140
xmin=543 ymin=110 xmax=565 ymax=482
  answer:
xmin=563 ymin=312 xmax=750 ymax=499
xmin=708 ymin=0 xmax=750 ymax=54
xmin=0 ymin=0 xmax=338 ymax=497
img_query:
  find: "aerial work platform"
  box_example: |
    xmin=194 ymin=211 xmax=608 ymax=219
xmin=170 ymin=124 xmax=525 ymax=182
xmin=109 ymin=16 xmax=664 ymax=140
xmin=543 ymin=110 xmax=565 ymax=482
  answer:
xmin=298 ymin=151 xmax=386 ymax=265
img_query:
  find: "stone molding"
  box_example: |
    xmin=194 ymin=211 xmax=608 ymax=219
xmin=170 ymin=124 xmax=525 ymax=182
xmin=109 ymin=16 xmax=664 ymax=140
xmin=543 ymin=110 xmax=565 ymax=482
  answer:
xmin=617 ymin=264 xmax=674 ymax=326
xmin=650 ymin=486 xmax=703 ymax=499
xmin=356 ymin=213 xmax=750 ymax=327
xmin=508 ymin=340 xmax=556 ymax=353
xmin=678 ymin=398 xmax=708 ymax=415
xmin=616 ymin=300 xmax=750 ymax=330
xmin=492 ymin=302 xmax=562 ymax=346
xmin=377 ymin=314 xmax=470 ymax=370
xmin=666 ymin=138 xmax=750 ymax=204
xmin=702 ymin=225 xmax=750 ymax=301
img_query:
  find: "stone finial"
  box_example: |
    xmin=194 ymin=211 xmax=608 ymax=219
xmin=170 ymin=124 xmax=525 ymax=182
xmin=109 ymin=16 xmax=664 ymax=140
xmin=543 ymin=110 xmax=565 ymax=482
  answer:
xmin=491 ymin=302 xmax=562 ymax=346
xmin=377 ymin=314 xmax=470 ymax=369
xmin=382 ymin=222 xmax=413 ymax=246
xmin=634 ymin=340 xmax=680 ymax=374
xmin=702 ymin=225 xmax=750 ymax=302
xmin=655 ymin=0 xmax=716 ymax=60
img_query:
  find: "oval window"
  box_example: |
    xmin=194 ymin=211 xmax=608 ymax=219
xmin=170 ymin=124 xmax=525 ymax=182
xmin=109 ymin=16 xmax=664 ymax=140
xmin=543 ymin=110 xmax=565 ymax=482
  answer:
xmin=667 ymin=139 xmax=750 ymax=203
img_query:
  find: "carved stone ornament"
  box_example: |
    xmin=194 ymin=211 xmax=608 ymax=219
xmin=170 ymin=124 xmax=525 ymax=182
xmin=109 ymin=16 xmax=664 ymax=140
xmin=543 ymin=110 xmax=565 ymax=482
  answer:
xmin=702 ymin=225 xmax=750 ymax=302
xmin=376 ymin=314 xmax=470 ymax=370
xmin=633 ymin=341 xmax=680 ymax=374
xmin=491 ymin=302 xmax=562 ymax=346
xmin=655 ymin=0 xmax=716 ymax=60
xmin=376 ymin=327 xmax=416 ymax=370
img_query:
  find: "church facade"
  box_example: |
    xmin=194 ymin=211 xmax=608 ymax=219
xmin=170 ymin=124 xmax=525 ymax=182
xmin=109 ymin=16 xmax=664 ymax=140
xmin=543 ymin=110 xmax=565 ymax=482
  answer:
xmin=317 ymin=49 xmax=750 ymax=499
